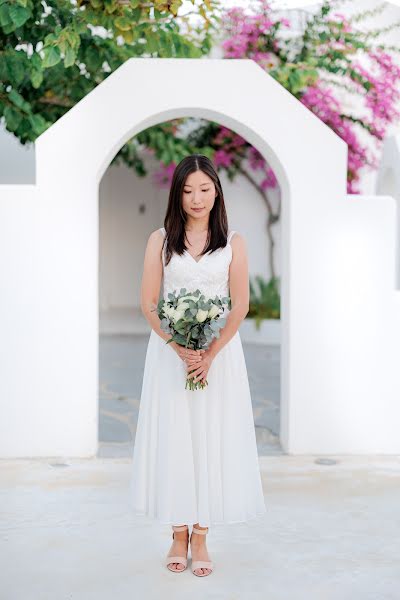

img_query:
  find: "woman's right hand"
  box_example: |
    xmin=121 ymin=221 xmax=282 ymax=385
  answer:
xmin=170 ymin=341 xmax=205 ymax=366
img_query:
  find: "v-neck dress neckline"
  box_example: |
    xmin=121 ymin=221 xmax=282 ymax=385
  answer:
xmin=184 ymin=248 xmax=212 ymax=265
xmin=160 ymin=228 xmax=235 ymax=267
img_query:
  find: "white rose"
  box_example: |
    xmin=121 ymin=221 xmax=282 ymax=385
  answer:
xmin=177 ymin=301 xmax=190 ymax=310
xmin=196 ymin=309 xmax=209 ymax=323
xmin=172 ymin=308 xmax=186 ymax=323
xmin=163 ymin=305 xmax=174 ymax=318
xmin=208 ymin=304 xmax=220 ymax=319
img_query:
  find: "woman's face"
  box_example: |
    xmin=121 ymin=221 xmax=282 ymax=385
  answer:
xmin=182 ymin=170 xmax=217 ymax=220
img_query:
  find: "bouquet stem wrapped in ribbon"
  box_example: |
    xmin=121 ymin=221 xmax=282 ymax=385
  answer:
xmin=156 ymin=288 xmax=231 ymax=391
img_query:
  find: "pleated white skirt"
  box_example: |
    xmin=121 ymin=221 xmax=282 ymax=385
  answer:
xmin=129 ymin=328 xmax=267 ymax=527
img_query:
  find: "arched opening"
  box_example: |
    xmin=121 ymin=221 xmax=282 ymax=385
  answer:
xmin=96 ymin=113 xmax=290 ymax=458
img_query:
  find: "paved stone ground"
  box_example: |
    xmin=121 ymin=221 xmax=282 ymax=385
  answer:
xmin=2 ymin=455 xmax=399 ymax=599
xmin=98 ymin=333 xmax=282 ymax=458
xmin=5 ymin=335 xmax=397 ymax=598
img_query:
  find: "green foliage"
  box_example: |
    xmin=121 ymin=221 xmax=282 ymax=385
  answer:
xmin=272 ymin=63 xmax=319 ymax=96
xmin=0 ymin=0 xmax=220 ymax=143
xmin=111 ymin=120 xmax=215 ymax=178
xmin=257 ymin=0 xmax=400 ymax=100
xmin=248 ymin=275 xmax=281 ymax=328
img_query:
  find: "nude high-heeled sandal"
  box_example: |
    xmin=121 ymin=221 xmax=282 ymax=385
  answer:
xmin=190 ymin=526 xmax=214 ymax=576
xmin=165 ymin=525 xmax=189 ymax=572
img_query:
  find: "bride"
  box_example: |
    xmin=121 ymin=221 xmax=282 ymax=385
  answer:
xmin=129 ymin=154 xmax=266 ymax=577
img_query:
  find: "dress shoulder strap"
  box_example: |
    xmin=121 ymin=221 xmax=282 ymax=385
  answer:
xmin=159 ymin=227 xmax=166 ymax=267
xmin=227 ymin=230 xmax=236 ymax=243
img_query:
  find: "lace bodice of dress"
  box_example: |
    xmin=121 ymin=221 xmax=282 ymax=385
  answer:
xmin=160 ymin=227 xmax=236 ymax=304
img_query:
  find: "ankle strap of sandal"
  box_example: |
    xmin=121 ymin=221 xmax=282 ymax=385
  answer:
xmin=192 ymin=526 xmax=208 ymax=534
xmin=172 ymin=525 xmax=188 ymax=532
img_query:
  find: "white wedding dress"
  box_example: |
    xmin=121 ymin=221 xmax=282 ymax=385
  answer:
xmin=129 ymin=228 xmax=266 ymax=527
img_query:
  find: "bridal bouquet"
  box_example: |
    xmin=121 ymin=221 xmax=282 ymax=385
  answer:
xmin=156 ymin=288 xmax=231 ymax=391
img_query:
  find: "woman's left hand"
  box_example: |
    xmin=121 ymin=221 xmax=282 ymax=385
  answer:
xmin=186 ymin=349 xmax=214 ymax=384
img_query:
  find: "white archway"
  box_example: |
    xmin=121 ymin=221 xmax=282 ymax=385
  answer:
xmin=0 ymin=58 xmax=399 ymax=457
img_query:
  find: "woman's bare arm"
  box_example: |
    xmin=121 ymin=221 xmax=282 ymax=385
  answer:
xmin=140 ymin=230 xmax=173 ymax=343
xmin=207 ymin=233 xmax=250 ymax=360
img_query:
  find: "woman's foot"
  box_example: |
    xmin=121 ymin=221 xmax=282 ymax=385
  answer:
xmin=166 ymin=525 xmax=189 ymax=572
xmin=190 ymin=525 xmax=212 ymax=576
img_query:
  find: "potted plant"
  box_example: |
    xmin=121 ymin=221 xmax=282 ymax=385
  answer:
xmin=239 ymin=275 xmax=281 ymax=345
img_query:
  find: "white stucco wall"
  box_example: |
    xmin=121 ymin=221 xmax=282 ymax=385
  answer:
xmin=376 ymin=135 xmax=400 ymax=289
xmin=376 ymin=136 xmax=400 ymax=201
xmin=0 ymin=58 xmax=399 ymax=458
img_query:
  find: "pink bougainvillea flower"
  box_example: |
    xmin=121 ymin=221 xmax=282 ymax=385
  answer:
xmin=261 ymin=167 xmax=278 ymax=190
xmin=300 ymin=83 xmax=378 ymax=193
xmin=219 ymin=1 xmax=400 ymax=193
xmin=248 ymin=146 xmax=266 ymax=171
xmin=214 ymin=149 xmax=234 ymax=168
xmin=153 ymin=162 xmax=176 ymax=188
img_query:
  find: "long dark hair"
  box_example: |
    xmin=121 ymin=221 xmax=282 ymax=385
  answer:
xmin=163 ymin=154 xmax=228 ymax=266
